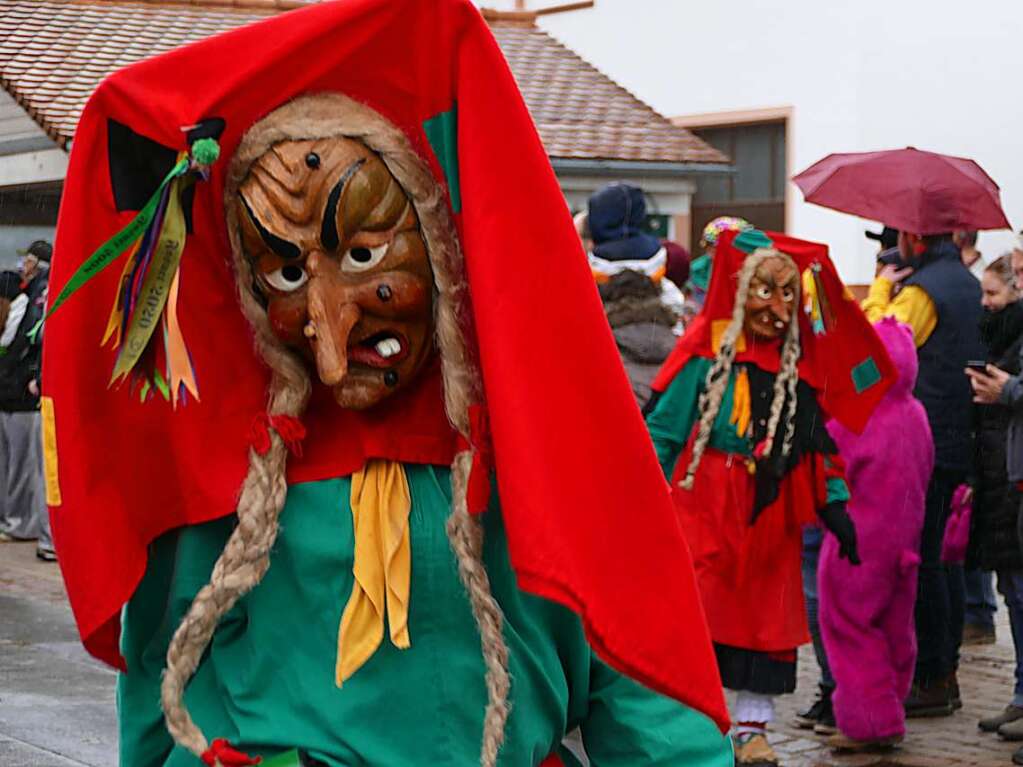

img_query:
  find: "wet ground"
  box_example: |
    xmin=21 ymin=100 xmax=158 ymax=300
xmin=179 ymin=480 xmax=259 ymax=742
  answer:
xmin=1 ymin=538 xmax=1020 ymax=766
xmin=0 ymin=542 xmax=116 ymax=766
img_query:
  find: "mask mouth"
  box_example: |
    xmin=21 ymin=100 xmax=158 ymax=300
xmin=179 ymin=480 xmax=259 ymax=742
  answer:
xmin=347 ymin=330 xmax=409 ymax=368
xmin=752 ymin=310 xmax=788 ymax=335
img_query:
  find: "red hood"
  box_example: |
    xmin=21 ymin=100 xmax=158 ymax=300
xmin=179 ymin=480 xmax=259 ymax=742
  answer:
xmin=654 ymin=229 xmax=896 ymax=434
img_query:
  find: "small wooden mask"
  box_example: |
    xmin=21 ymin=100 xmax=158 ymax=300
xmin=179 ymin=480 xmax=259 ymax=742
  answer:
xmin=743 ymin=254 xmax=799 ymax=341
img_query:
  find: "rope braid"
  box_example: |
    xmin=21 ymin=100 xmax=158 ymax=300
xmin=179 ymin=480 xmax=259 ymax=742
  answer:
xmin=160 ymin=93 xmax=510 ymax=767
xmin=680 ymin=253 xmax=761 ymax=489
xmin=160 ymin=253 xmax=312 ymax=760
xmin=680 ymin=250 xmax=801 ymax=489
xmin=425 ymin=123 xmax=511 ymax=766
xmin=761 ymin=308 xmax=801 ymax=459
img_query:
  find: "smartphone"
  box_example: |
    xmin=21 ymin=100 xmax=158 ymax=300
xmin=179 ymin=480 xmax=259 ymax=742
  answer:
xmin=966 ymin=360 xmax=989 ymax=373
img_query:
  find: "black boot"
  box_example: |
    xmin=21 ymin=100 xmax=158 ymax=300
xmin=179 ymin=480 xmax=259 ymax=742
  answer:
xmin=813 ymin=694 xmax=838 ymax=735
xmin=794 ymin=686 xmax=835 ymax=731
xmin=905 ymin=675 xmax=955 ymax=718
xmin=950 ymin=671 xmax=963 ymax=711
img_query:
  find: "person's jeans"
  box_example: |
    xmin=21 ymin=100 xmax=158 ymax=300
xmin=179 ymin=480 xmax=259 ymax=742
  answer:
xmin=802 ymin=526 xmax=834 ymax=692
xmin=997 ymin=570 xmax=1023 ymax=707
xmin=915 ymin=469 xmax=967 ymax=685
xmin=965 ymin=569 xmax=997 ymax=629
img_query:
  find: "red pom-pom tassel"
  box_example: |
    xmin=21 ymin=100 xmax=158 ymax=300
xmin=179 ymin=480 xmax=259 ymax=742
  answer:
xmin=250 ymin=413 xmax=307 ymax=457
xmin=462 ymin=405 xmax=493 ymax=515
xmin=201 ymin=738 xmax=261 ymax=766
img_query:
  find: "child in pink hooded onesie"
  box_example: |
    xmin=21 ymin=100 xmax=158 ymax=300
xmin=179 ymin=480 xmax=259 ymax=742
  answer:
xmin=820 ymin=318 xmax=934 ymax=750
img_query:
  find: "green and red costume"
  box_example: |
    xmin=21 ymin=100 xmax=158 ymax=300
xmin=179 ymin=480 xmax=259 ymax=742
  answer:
xmin=43 ymin=1 xmax=732 ymax=764
xmin=119 ymin=467 xmax=728 ymax=766
xmin=647 ymin=231 xmax=895 ymax=692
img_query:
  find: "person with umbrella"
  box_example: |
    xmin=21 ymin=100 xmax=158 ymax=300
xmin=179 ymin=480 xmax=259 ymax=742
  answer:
xmin=862 ymin=228 xmax=982 ymax=718
xmin=795 ymin=148 xmax=1009 ymax=718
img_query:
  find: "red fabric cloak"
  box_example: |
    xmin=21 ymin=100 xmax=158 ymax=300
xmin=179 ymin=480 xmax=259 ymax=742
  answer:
xmin=43 ymin=0 xmax=728 ymax=732
xmin=654 ymin=229 xmax=892 ymax=651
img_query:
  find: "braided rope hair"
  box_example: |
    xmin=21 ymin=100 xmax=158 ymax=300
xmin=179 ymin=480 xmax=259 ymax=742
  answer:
xmin=160 ymin=93 xmax=509 ymax=767
xmin=680 ymin=249 xmax=802 ymax=489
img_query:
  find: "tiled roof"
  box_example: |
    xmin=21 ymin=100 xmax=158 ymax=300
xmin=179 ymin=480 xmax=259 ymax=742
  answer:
xmin=489 ymin=19 xmax=727 ymax=165
xmin=0 ymin=0 xmax=285 ymax=148
xmin=0 ymin=0 xmax=727 ymax=166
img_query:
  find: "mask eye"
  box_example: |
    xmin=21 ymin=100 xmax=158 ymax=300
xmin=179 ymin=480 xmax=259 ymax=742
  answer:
xmin=341 ymin=244 xmax=389 ymax=273
xmin=755 ymin=285 xmax=772 ymax=300
xmin=781 ymin=288 xmax=795 ymax=302
xmin=264 ymin=263 xmax=309 ymax=292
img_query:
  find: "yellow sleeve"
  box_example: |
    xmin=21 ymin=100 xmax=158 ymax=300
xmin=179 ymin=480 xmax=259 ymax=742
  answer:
xmin=860 ymin=279 xmax=936 ymax=347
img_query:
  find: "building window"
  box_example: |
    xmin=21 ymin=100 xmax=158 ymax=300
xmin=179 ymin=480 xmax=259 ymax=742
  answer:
xmin=690 ymin=120 xmax=786 ymax=249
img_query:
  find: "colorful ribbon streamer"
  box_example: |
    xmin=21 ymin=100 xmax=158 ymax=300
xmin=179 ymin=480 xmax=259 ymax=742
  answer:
xmin=802 ymin=262 xmax=834 ymax=337
xmin=46 ymin=157 xmax=189 ymax=320
xmin=110 ymin=170 xmax=189 ymax=385
xmin=47 ymin=138 xmax=220 ymax=407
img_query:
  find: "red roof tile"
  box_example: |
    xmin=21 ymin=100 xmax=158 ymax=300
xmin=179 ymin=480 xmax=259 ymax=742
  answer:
xmin=489 ymin=19 xmax=727 ymax=164
xmin=0 ymin=0 xmax=727 ymax=165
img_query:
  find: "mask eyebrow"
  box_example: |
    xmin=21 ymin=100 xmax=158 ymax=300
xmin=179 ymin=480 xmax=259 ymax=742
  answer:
xmin=320 ymin=158 xmax=366 ymax=252
xmin=240 ymin=195 xmax=302 ymax=261
xmin=756 ymin=264 xmax=797 ymax=290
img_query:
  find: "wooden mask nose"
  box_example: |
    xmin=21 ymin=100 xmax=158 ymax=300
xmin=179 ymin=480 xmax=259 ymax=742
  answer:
xmin=305 ymin=252 xmax=362 ymax=386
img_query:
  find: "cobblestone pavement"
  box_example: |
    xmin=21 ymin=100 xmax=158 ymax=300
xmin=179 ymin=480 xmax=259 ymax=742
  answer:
xmin=774 ymin=609 xmax=1018 ymax=767
xmin=2 ymin=538 xmax=1022 ymax=766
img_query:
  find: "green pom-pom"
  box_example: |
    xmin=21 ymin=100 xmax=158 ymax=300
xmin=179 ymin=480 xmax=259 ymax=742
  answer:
xmin=190 ymin=137 xmax=220 ymax=166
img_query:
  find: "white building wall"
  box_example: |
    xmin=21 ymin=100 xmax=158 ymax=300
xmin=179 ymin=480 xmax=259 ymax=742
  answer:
xmin=504 ymin=0 xmax=1021 ymax=284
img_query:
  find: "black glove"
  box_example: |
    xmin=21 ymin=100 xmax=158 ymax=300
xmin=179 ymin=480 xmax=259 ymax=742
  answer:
xmin=818 ymin=503 xmax=861 ymax=565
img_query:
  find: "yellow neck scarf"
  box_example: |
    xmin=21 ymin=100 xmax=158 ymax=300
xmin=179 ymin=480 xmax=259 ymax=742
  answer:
xmin=336 ymin=459 xmax=412 ymax=686
xmin=729 ymin=367 xmax=751 ymax=439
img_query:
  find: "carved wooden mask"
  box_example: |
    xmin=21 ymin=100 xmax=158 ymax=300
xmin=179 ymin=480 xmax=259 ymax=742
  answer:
xmin=743 ymin=254 xmax=798 ymax=341
xmin=238 ymin=137 xmax=435 ymax=409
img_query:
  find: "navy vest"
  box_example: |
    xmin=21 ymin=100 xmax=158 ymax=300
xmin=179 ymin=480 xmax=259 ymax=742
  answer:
xmin=904 ymin=240 xmax=983 ymax=472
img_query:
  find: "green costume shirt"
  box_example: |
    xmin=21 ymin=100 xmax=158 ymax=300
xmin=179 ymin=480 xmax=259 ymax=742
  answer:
xmin=647 ymin=357 xmax=747 ymax=480
xmin=118 ymin=464 xmax=732 ymax=767
xmin=646 ymin=358 xmax=849 ymax=504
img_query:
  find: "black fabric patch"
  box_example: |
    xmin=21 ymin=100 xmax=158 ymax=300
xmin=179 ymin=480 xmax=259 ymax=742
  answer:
xmin=107 ymin=118 xmax=177 ymax=213
xmin=186 ymin=117 xmax=225 ymax=145
xmin=106 ymin=117 xmax=226 ymax=233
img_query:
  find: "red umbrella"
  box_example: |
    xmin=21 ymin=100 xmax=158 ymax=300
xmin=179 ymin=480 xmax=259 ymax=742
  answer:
xmin=793 ymin=147 xmax=1011 ymax=234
